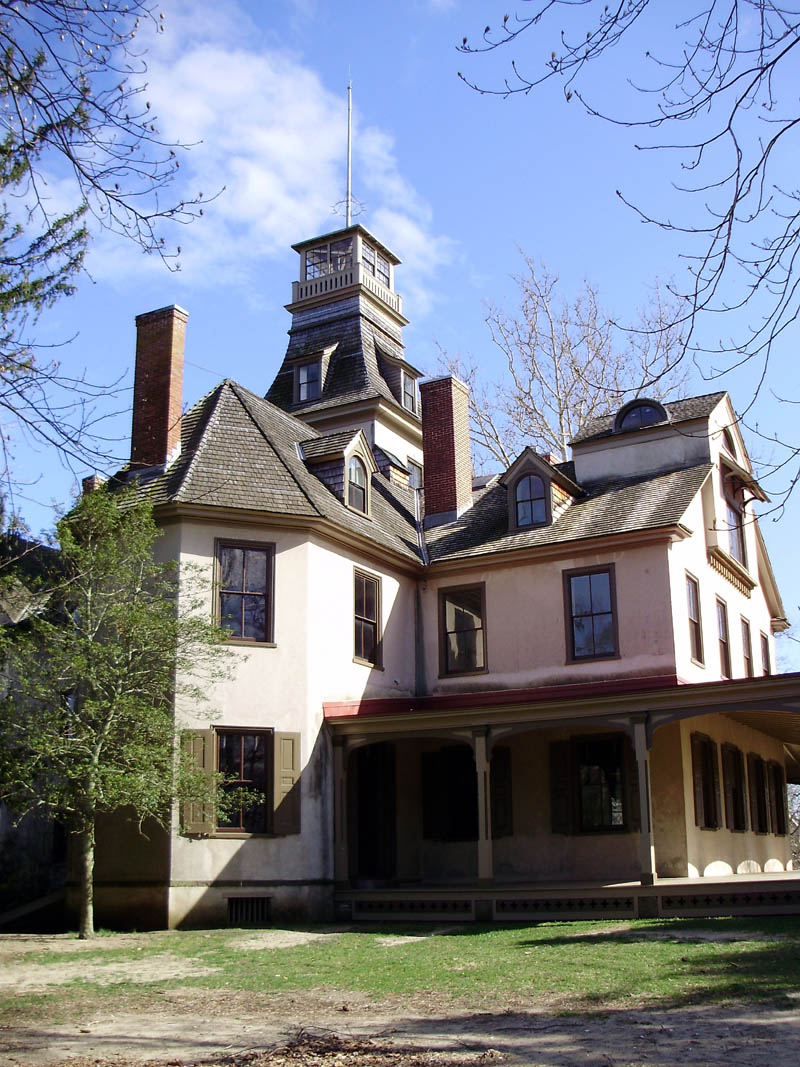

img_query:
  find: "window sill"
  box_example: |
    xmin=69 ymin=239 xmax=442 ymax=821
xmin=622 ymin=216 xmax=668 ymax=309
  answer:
xmin=213 ymin=831 xmax=274 ymax=839
xmin=566 ymin=651 xmax=620 ymax=665
xmin=353 ymin=657 xmax=383 ymax=670
xmin=223 ymin=639 xmax=277 ymax=648
xmin=439 ymin=666 xmax=490 ymax=679
xmin=690 ymin=657 xmax=705 ymax=669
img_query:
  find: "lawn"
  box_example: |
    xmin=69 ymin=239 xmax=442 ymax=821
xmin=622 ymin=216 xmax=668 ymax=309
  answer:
xmin=3 ymin=915 xmax=800 ymax=1023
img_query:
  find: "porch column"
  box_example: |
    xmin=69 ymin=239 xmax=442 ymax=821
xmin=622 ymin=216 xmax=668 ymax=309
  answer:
xmin=633 ymin=718 xmax=655 ymax=885
xmin=333 ymin=738 xmax=348 ymax=883
xmin=473 ymin=729 xmax=493 ymax=882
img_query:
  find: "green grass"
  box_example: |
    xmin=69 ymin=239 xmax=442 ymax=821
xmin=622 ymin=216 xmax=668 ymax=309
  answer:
xmin=3 ymin=916 xmax=800 ymax=1022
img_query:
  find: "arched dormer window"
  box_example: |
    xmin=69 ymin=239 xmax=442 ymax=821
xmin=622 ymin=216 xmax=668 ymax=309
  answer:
xmin=348 ymin=456 xmax=367 ymax=513
xmin=614 ymin=398 xmax=668 ymax=433
xmin=721 ymin=427 xmax=737 ymax=459
xmin=515 ymin=473 xmax=547 ymax=527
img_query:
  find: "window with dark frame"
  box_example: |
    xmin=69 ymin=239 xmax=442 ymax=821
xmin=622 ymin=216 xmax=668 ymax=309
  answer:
xmin=354 ymin=570 xmax=380 ymax=666
xmin=218 ymin=542 xmax=274 ymax=643
xmin=565 ymin=566 xmax=617 ymax=661
xmin=576 ymin=737 xmax=625 ymax=832
xmin=722 ymin=743 xmax=748 ymax=832
xmin=407 ymin=460 xmax=423 ymax=490
xmin=440 ymin=585 xmax=486 ymax=675
xmin=362 ymin=242 xmax=390 ymax=287
xmin=723 ymin=470 xmax=747 ymax=566
xmin=691 ymin=732 xmax=721 ymax=829
xmin=348 ymin=456 xmax=367 ymax=512
xmin=768 ymin=761 xmax=788 ymax=836
xmin=747 ymin=753 xmax=770 ymax=833
xmin=686 ymin=574 xmax=703 ymax=664
xmin=515 ymin=473 xmax=547 ymax=527
xmin=216 ymin=729 xmax=271 ymax=834
xmin=716 ymin=598 xmax=731 ymax=679
xmin=617 ymin=402 xmax=666 ymax=431
xmin=305 ymin=237 xmax=353 ymax=279
xmin=402 ymin=372 xmax=416 ymax=413
xmin=761 ymin=632 xmax=771 ymax=675
xmin=297 ymin=360 xmax=320 ymax=402
xmin=741 ymin=617 xmax=753 ymax=677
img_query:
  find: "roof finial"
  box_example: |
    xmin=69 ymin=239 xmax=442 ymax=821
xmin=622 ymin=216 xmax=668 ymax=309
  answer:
xmin=334 ymin=76 xmax=363 ymax=223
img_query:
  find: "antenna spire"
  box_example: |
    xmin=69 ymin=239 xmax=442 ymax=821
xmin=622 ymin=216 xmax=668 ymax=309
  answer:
xmin=346 ymin=79 xmax=353 ymax=228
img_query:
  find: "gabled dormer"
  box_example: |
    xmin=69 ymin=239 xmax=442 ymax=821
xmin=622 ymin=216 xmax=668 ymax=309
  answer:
xmin=299 ymin=429 xmax=379 ymax=517
xmin=500 ymin=447 xmax=583 ymax=533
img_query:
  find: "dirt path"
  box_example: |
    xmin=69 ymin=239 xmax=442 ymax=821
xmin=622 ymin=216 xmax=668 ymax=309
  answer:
xmin=2 ymin=932 xmax=799 ymax=1066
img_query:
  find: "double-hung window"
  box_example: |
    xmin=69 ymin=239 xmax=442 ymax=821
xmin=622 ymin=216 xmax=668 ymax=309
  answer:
xmin=297 ymin=361 xmax=320 ymax=402
xmin=576 ymin=737 xmax=625 ymax=832
xmin=354 ymin=570 xmax=381 ymax=666
xmin=348 ymin=457 xmax=368 ymax=513
xmin=686 ymin=574 xmax=703 ymax=664
xmin=717 ymin=598 xmax=731 ymax=678
xmin=515 ymin=474 xmax=547 ymax=527
xmin=217 ymin=729 xmax=270 ymax=834
xmin=741 ymin=617 xmax=753 ymax=677
xmin=761 ymin=633 xmax=772 ymax=675
xmin=439 ymin=584 xmax=486 ymax=675
xmin=402 ymin=372 xmax=417 ymax=413
xmin=217 ymin=541 xmax=274 ymax=643
xmin=564 ymin=566 xmax=617 ymax=661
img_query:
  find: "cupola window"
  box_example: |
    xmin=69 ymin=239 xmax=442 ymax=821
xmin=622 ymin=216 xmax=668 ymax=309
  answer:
xmin=304 ymin=237 xmax=353 ymax=279
xmin=348 ymin=456 xmax=367 ymax=512
xmin=362 ymin=242 xmax=391 ymax=287
xmin=614 ymin=398 xmax=668 ymax=433
xmin=514 ymin=474 xmax=547 ymax=527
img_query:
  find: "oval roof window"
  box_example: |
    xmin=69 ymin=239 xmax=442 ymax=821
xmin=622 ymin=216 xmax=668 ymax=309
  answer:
xmin=614 ymin=398 xmax=668 ymax=433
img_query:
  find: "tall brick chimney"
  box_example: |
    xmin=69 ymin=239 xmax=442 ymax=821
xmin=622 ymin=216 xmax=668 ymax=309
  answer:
xmin=420 ymin=376 xmax=473 ymax=528
xmin=130 ymin=305 xmax=187 ymax=468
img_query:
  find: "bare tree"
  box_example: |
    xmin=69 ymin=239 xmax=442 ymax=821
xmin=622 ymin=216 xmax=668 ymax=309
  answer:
xmin=457 ymin=3 xmax=800 ymax=491
xmin=441 ymin=256 xmax=688 ymax=468
xmin=0 ymin=1 xmax=207 ymax=507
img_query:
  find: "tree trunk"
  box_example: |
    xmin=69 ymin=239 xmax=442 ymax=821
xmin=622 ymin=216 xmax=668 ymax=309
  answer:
xmin=78 ymin=821 xmax=95 ymax=939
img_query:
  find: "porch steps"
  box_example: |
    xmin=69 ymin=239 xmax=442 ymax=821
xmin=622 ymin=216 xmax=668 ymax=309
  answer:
xmin=337 ymin=873 xmax=800 ymax=922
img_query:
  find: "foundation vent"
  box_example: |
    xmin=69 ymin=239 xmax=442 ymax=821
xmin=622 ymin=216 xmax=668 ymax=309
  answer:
xmin=227 ymin=895 xmax=272 ymax=926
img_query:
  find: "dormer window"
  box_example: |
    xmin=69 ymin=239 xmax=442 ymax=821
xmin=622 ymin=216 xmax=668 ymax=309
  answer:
xmin=515 ymin=474 xmax=547 ymax=526
xmin=296 ymin=360 xmax=321 ymax=403
xmin=304 ymin=237 xmax=353 ymax=280
xmin=723 ymin=471 xmax=747 ymax=567
xmin=362 ymin=241 xmax=391 ymax=287
xmin=721 ymin=427 xmax=737 ymax=458
xmin=348 ymin=456 xmax=368 ymax=512
xmin=402 ymin=371 xmax=417 ymax=414
xmin=614 ymin=398 xmax=668 ymax=433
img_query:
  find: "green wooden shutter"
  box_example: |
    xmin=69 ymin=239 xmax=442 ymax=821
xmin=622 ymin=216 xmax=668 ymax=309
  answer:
xmin=273 ymin=732 xmax=301 ymax=835
xmin=623 ymin=735 xmax=641 ymax=833
xmin=691 ymin=733 xmax=705 ymax=828
xmin=550 ymin=741 xmax=573 ymax=834
xmin=182 ymin=729 xmax=215 ymax=835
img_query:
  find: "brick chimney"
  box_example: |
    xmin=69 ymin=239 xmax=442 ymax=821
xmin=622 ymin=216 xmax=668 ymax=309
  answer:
xmin=420 ymin=376 xmax=473 ymax=528
xmin=130 ymin=305 xmax=187 ymax=468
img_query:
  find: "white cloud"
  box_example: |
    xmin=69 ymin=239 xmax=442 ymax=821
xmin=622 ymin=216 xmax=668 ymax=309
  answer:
xmin=82 ymin=0 xmax=453 ymax=317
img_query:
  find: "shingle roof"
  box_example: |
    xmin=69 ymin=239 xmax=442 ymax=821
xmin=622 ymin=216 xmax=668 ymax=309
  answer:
xmin=571 ymin=392 xmax=727 ymax=445
xmin=425 ymin=463 xmax=713 ymax=563
xmin=123 ymin=381 xmax=422 ymax=563
xmin=299 ymin=431 xmax=360 ymax=460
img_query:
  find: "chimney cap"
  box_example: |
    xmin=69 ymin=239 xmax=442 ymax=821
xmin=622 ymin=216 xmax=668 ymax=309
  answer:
xmin=135 ymin=304 xmax=189 ymax=325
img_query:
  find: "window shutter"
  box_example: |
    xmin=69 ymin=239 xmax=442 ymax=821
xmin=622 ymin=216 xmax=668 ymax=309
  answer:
xmin=709 ymin=740 xmax=721 ymax=828
xmin=490 ymin=745 xmax=513 ymax=838
xmin=273 ymin=732 xmax=301 ymax=835
xmin=550 ymin=741 xmax=573 ymax=834
xmin=623 ymin=735 xmax=641 ymax=833
xmin=722 ymin=745 xmax=735 ymax=829
xmin=691 ymin=733 xmax=705 ymax=828
xmin=747 ymin=753 xmax=759 ymax=832
xmin=182 ymin=729 xmax=215 ymax=835
xmin=767 ymin=760 xmax=779 ymax=835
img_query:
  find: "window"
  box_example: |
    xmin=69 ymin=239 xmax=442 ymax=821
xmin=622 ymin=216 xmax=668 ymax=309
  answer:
xmin=716 ymin=598 xmax=731 ymax=678
xmin=564 ymin=566 xmax=617 ymax=661
xmin=722 ymin=743 xmax=748 ymax=832
xmin=408 ymin=460 xmax=423 ymax=490
xmin=304 ymin=237 xmax=353 ymax=279
xmin=347 ymin=457 xmax=367 ymax=512
xmin=614 ymin=398 xmax=667 ymax=433
xmin=691 ymin=733 xmax=721 ymax=829
xmin=768 ymin=762 xmax=788 ymax=836
xmin=577 ymin=737 xmax=625 ymax=832
xmin=439 ymin=584 xmax=486 ymax=675
xmin=741 ymin=617 xmax=753 ymax=677
xmin=747 ymin=753 xmax=770 ymax=833
xmin=217 ymin=541 xmax=274 ymax=643
xmin=217 ymin=729 xmax=270 ymax=833
xmin=354 ymin=570 xmax=380 ymax=666
xmin=722 ymin=469 xmax=747 ymax=566
xmin=297 ymin=360 xmax=320 ymax=403
xmin=422 ymin=745 xmax=478 ymax=841
xmin=549 ymin=734 xmax=639 ymax=835
xmin=402 ymin=371 xmax=417 ymax=413
xmin=722 ymin=427 xmax=737 ymax=458
xmin=686 ymin=574 xmax=703 ymax=664
xmin=362 ymin=242 xmax=391 ymax=287
xmin=514 ymin=474 xmax=547 ymax=527
xmin=761 ymin=632 xmax=771 ymax=675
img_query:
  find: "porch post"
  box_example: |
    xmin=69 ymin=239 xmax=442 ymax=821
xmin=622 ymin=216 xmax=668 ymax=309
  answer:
xmin=633 ymin=718 xmax=656 ymax=885
xmin=333 ymin=738 xmax=348 ymax=883
xmin=473 ymin=729 xmax=493 ymax=882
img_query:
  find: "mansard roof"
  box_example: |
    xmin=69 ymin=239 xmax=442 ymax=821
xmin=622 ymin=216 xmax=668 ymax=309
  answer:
xmin=571 ymin=392 xmax=728 ymax=445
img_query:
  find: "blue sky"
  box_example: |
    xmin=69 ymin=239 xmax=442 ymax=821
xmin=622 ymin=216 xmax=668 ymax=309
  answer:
xmin=13 ymin=0 xmax=800 ymax=665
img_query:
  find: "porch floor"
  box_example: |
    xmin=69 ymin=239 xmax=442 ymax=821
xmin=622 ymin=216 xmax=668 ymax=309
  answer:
xmin=336 ymin=871 xmax=800 ymax=922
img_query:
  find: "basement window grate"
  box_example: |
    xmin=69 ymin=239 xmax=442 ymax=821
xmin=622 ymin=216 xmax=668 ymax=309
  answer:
xmin=227 ymin=895 xmax=271 ymax=926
